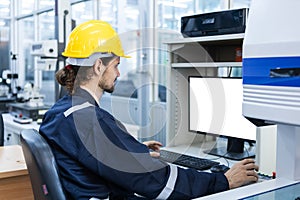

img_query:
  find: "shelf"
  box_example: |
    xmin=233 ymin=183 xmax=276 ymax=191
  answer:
xmin=166 ymin=32 xmax=245 ymax=146
xmin=171 ymin=62 xmax=242 ymax=68
xmin=165 ymin=33 xmax=244 ymax=45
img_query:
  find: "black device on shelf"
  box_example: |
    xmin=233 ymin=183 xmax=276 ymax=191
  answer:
xmin=188 ymin=76 xmax=257 ymax=160
xmin=181 ymin=8 xmax=248 ymax=37
xmin=159 ymin=149 xmax=219 ymax=170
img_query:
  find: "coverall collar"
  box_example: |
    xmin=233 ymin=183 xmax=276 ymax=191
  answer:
xmin=74 ymin=87 xmax=100 ymax=108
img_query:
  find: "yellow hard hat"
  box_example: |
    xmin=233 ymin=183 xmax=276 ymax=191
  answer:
xmin=62 ymin=20 xmax=130 ymax=58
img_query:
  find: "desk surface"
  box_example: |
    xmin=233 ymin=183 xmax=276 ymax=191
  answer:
xmin=0 ymin=145 xmax=34 ymax=200
xmin=0 ymin=145 xmax=28 ymax=179
xmin=163 ymin=142 xmax=299 ymax=199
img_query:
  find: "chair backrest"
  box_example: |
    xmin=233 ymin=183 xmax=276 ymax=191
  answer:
xmin=0 ymin=113 xmax=4 ymax=146
xmin=20 ymin=129 xmax=66 ymax=200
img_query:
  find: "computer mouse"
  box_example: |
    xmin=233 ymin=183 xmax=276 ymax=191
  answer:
xmin=210 ymin=164 xmax=230 ymax=173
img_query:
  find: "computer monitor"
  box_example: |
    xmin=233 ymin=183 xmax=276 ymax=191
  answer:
xmin=188 ymin=76 xmax=256 ymax=160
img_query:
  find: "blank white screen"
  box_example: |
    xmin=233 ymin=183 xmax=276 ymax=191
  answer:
xmin=189 ymin=77 xmax=256 ymax=141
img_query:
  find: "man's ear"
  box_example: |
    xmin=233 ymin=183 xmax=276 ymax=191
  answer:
xmin=93 ymin=58 xmax=104 ymax=75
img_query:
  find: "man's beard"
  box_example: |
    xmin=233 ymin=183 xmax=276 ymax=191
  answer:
xmin=98 ymin=79 xmax=115 ymax=93
xmin=104 ymin=86 xmax=114 ymax=93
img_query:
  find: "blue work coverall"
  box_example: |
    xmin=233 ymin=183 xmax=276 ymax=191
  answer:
xmin=39 ymin=88 xmax=229 ymax=200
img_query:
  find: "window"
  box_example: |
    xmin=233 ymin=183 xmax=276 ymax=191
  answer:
xmin=0 ymin=0 xmax=11 ymax=76
xmin=18 ymin=0 xmax=35 ymax=15
xmin=97 ymin=0 xmax=116 ymax=26
xmin=18 ymin=17 xmax=34 ymax=83
xmin=0 ymin=19 xmax=10 ymax=74
xmin=231 ymin=0 xmax=251 ymax=8
xmin=0 ymin=0 xmax=10 ymax=18
xmin=16 ymin=1 xmax=56 ymax=104
xmin=39 ymin=10 xmax=56 ymax=104
xmin=39 ymin=0 xmax=55 ymax=9
xmin=39 ymin=10 xmax=55 ymax=40
xmin=71 ymin=0 xmax=94 ymax=25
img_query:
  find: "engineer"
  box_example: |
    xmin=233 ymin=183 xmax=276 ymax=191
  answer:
xmin=39 ymin=20 xmax=259 ymax=200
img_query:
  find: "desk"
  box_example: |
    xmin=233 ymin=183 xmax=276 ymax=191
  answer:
xmin=163 ymin=142 xmax=298 ymax=200
xmin=0 ymin=145 xmax=34 ymax=199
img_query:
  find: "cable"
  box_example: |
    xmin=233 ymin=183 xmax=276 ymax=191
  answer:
xmin=227 ymin=67 xmax=232 ymax=77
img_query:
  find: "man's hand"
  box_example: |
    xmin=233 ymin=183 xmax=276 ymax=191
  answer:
xmin=143 ymin=140 xmax=163 ymax=158
xmin=224 ymin=158 xmax=259 ymax=189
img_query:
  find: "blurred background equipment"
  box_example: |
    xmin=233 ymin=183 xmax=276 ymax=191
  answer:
xmin=24 ymin=39 xmax=58 ymax=107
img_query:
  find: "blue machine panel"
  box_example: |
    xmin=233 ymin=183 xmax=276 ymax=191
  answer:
xmin=243 ymin=57 xmax=300 ymax=87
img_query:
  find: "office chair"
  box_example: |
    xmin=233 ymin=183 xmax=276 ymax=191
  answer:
xmin=0 ymin=112 xmax=4 ymax=146
xmin=20 ymin=129 xmax=67 ymax=200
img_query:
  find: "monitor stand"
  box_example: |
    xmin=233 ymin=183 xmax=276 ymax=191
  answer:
xmin=204 ymin=137 xmax=256 ymax=161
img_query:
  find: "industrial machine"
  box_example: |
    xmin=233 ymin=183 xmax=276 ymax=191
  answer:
xmin=242 ymin=0 xmax=300 ymax=198
xmin=9 ymin=40 xmax=57 ymax=124
xmin=17 ymin=40 xmax=58 ymax=107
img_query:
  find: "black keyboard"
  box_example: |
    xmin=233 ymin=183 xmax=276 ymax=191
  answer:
xmin=159 ymin=149 xmax=219 ymax=170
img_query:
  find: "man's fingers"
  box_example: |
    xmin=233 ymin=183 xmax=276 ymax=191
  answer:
xmin=241 ymin=158 xmax=255 ymax=165
xmin=143 ymin=140 xmax=163 ymax=148
xmin=245 ymin=163 xmax=259 ymax=170
xmin=246 ymin=170 xmax=258 ymax=178
xmin=149 ymin=151 xmax=160 ymax=158
xmin=247 ymin=175 xmax=259 ymax=183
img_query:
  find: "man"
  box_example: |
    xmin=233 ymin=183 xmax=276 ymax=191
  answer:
xmin=39 ymin=20 xmax=259 ymax=200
